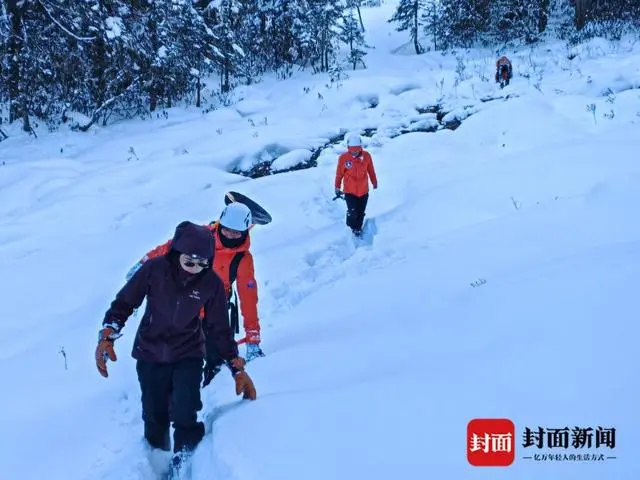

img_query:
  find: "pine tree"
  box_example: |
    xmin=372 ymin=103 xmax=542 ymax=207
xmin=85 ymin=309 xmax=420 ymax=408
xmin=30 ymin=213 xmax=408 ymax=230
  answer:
xmin=297 ymin=0 xmax=344 ymax=73
xmin=388 ymin=0 xmax=425 ymax=55
xmin=260 ymin=0 xmax=297 ymax=76
xmin=233 ymin=0 xmax=265 ymax=84
xmin=438 ymin=0 xmax=491 ymax=48
xmin=346 ymin=0 xmax=366 ymax=31
xmin=1 ymin=0 xmax=102 ymax=130
xmin=340 ymin=9 xmax=368 ymax=69
xmin=169 ymin=0 xmax=221 ymax=106
xmin=538 ymin=0 xmax=551 ymax=33
xmin=421 ymin=0 xmax=444 ymax=51
xmin=488 ymin=0 xmax=551 ymax=44
xmin=209 ymin=0 xmax=243 ymax=93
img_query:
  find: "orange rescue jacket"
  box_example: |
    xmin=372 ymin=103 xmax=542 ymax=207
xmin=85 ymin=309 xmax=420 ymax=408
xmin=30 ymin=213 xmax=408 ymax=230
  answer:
xmin=334 ymin=146 xmax=378 ymax=197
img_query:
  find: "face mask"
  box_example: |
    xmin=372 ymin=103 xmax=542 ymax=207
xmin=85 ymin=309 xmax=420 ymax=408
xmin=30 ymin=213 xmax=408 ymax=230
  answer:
xmin=219 ymin=228 xmax=247 ymax=248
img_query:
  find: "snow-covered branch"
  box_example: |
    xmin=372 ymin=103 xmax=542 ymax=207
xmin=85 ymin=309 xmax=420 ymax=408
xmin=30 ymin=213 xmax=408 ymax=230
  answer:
xmin=69 ymin=77 xmax=141 ymax=132
xmin=0 ymin=0 xmax=8 ymax=24
xmin=37 ymin=0 xmax=96 ymax=41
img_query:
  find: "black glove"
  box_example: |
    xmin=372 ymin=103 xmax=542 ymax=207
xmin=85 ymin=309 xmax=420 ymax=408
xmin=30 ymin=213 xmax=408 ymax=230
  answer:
xmin=202 ymin=361 xmax=222 ymax=388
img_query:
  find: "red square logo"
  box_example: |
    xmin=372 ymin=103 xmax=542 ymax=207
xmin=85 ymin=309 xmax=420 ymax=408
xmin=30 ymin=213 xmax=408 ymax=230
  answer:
xmin=467 ymin=418 xmax=515 ymax=466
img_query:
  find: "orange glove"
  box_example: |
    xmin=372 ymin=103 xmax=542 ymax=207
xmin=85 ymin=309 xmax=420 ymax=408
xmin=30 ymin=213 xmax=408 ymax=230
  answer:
xmin=231 ymin=357 xmax=246 ymax=371
xmin=95 ymin=327 xmax=120 ymax=378
xmin=230 ymin=356 xmax=256 ymax=400
xmin=234 ymin=371 xmax=257 ymax=400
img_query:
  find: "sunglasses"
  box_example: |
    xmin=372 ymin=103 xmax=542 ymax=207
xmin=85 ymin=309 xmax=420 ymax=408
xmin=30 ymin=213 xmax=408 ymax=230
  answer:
xmin=183 ymin=259 xmax=209 ymax=268
xmin=180 ymin=254 xmax=209 ymax=268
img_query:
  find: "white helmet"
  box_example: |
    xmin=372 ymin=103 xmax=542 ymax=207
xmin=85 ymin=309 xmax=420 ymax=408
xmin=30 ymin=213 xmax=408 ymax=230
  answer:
xmin=347 ymin=133 xmax=362 ymax=147
xmin=219 ymin=202 xmax=252 ymax=231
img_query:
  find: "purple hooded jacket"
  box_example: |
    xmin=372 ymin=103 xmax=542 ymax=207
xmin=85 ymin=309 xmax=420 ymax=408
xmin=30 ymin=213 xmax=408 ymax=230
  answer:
xmin=102 ymin=221 xmax=239 ymax=365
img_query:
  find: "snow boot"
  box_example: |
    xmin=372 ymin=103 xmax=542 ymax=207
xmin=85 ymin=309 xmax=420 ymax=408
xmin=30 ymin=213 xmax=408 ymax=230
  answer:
xmin=168 ymin=451 xmax=193 ymax=480
xmin=147 ymin=448 xmax=172 ymax=477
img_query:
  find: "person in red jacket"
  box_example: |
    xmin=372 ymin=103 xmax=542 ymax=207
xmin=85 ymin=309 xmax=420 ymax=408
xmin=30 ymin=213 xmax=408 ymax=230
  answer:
xmin=495 ymin=55 xmax=513 ymax=85
xmin=334 ymin=133 xmax=378 ymax=236
xmin=126 ymin=202 xmax=265 ymax=367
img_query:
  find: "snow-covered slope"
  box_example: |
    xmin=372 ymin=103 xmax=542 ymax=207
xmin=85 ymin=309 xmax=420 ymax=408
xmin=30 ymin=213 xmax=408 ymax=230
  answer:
xmin=1 ymin=2 xmax=639 ymax=479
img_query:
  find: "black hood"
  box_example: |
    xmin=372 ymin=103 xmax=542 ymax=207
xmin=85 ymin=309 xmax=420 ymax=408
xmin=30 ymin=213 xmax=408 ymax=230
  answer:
xmin=170 ymin=221 xmax=214 ymax=260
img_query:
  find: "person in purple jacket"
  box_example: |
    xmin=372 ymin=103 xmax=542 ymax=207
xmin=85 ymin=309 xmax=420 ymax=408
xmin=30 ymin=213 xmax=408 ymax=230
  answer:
xmin=94 ymin=220 xmax=256 ymax=464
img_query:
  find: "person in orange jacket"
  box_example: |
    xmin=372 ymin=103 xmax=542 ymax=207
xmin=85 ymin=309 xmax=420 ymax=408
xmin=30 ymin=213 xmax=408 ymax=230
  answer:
xmin=126 ymin=202 xmax=265 ymax=369
xmin=495 ymin=55 xmax=512 ymax=85
xmin=334 ymin=133 xmax=378 ymax=236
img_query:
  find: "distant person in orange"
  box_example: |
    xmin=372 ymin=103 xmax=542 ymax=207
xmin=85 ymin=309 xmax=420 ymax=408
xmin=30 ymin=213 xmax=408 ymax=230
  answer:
xmin=334 ymin=133 xmax=378 ymax=237
xmin=495 ymin=55 xmax=513 ymax=85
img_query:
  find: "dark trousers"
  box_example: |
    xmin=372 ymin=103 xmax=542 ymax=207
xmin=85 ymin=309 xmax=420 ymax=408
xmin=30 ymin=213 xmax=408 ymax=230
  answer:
xmin=136 ymin=358 xmax=205 ymax=454
xmin=344 ymin=193 xmax=369 ymax=232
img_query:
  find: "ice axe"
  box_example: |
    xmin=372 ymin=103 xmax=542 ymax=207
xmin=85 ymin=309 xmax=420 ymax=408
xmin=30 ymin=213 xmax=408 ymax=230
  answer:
xmin=332 ymin=192 xmax=344 ymax=201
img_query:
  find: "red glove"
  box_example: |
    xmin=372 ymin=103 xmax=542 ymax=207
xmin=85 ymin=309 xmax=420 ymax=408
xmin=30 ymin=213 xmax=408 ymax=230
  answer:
xmin=95 ymin=327 xmax=120 ymax=377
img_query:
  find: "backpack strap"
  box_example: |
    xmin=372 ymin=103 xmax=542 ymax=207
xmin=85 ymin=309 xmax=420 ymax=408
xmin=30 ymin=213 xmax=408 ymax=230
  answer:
xmin=229 ymin=289 xmax=240 ymax=334
xmin=229 ymin=252 xmax=245 ymax=294
xmin=227 ymin=251 xmax=245 ymax=335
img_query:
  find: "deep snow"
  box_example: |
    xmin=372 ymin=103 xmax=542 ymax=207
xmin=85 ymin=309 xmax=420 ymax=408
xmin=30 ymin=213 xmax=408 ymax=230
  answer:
xmin=1 ymin=1 xmax=639 ymax=479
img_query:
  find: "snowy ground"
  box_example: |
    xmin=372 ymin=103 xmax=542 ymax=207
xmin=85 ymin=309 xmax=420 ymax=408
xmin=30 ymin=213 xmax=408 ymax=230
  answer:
xmin=1 ymin=2 xmax=640 ymax=479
